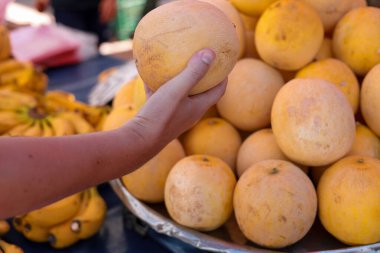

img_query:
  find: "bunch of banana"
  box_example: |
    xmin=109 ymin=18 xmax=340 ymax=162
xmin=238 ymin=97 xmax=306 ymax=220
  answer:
xmin=0 ymin=240 xmax=24 ymax=253
xmin=0 ymin=59 xmax=47 ymax=94
xmin=13 ymin=187 xmax=107 ymax=249
xmin=0 ymin=25 xmax=11 ymax=61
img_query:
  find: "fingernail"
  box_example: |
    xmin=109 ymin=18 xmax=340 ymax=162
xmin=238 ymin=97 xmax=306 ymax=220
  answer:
xmin=200 ymin=50 xmax=215 ymax=65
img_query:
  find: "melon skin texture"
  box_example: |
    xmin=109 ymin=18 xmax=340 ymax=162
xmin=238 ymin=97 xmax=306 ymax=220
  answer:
xmin=271 ymin=78 xmax=356 ymax=167
xmin=133 ymin=0 xmax=240 ymax=95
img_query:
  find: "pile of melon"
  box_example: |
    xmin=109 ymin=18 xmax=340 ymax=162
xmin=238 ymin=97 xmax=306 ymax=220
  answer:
xmin=104 ymin=0 xmax=380 ymax=250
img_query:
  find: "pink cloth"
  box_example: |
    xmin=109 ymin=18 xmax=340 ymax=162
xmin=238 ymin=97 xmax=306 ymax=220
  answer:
xmin=10 ymin=24 xmax=81 ymax=66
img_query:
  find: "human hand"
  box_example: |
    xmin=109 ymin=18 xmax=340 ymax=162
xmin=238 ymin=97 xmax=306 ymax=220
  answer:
xmin=128 ymin=48 xmax=227 ymax=149
xmin=35 ymin=0 xmax=49 ymax=12
xmin=99 ymin=0 xmax=117 ymax=23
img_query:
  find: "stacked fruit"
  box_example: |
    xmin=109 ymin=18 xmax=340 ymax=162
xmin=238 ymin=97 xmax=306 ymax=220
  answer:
xmin=0 ymin=25 xmax=47 ymax=95
xmin=13 ymin=187 xmax=107 ymax=249
xmin=104 ymin=0 xmax=380 ymax=251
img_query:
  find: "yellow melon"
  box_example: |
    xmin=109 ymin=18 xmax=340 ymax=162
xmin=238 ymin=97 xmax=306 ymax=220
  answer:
xmin=182 ymin=117 xmax=242 ymax=170
xmin=101 ymin=104 xmax=137 ymax=131
xmin=112 ymin=75 xmax=146 ymax=110
xmin=314 ymin=37 xmax=332 ymax=60
xmin=240 ymin=13 xmax=260 ymax=58
xmin=234 ymin=159 xmax=317 ymax=248
xmin=200 ymin=0 xmax=245 ymax=58
xmin=332 ymin=7 xmax=380 ymax=76
xmin=165 ymin=155 xmax=236 ymax=231
xmin=347 ymin=122 xmax=380 ymax=158
xmin=271 ymin=78 xmax=356 ymax=166
xmin=302 ymin=0 xmax=352 ymax=33
xmin=121 ymin=139 xmax=185 ymax=203
xmin=217 ymin=58 xmax=284 ymax=131
xmin=236 ymin=128 xmax=308 ymax=177
xmin=230 ymin=0 xmax=279 ymax=17
xmin=255 ymin=0 xmax=324 ymax=71
xmin=361 ymin=63 xmax=380 ymax=136
xmin=133 ymin=0 xmax=239 ymax=95
xmin=318 ymin=155 xmax=380 ymax=245
xmin=350 ymin=0 xmax=367 ymax=9
xmin=296 ymin=58 xmax=360 ymax=113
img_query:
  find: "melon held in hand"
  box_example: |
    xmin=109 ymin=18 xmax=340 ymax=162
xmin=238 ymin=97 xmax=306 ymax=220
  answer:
xmin=133 ymin=0 xmax=240 ymax=95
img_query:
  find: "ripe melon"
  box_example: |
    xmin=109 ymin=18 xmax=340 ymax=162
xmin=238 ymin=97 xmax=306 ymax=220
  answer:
xmin=102 ymin=104 xmax=137 ymax=131
xmin=333 ymin=7 xmax=380 ymax=76
xmin=165 ymin=155 xmax=236 ymax=231
xmin=200 ymin=0 xmax=245 ymax=59
xmin=182 ymin=117 xmax=242 ymax=170
xmin=121 ymin=139 xmax=185 ymax=203
xmin=296 ymin=58 xmax=360 ymax=113
xmin=302 ymin=0 xmax=352 ymax=33
xmin=314 ymin=37 xmax=332 ymax=61
xmin=271 ymin=78 xmax=356 ymax=166
xmin=133 ymin=0 xmax=239 ymax=95
xmin=230 ymin=0 xmax=279 ymax=17
xmin=234 ymin=159 xmax=317 ymax=248
xmin=318 ymin=156 xmax=380 ymax=245
xmin=112 ymin=75 xmax=146 ymax=110
xmin=347 ymin=122 xmax=380 ymax=158
xmin=217 ymin=58 xmax=284 ymax=131
xmin=255 ymin=0 xmax=324 ymax=71
xmin=360 ymin=64 xmax=380 ymax=136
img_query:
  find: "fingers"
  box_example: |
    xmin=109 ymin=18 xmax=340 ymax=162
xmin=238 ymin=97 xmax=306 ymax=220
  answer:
xmin=158 ymin=48 xmax=216 ymax=97
xmin=190 ymin=78 xmax=228 ymax=108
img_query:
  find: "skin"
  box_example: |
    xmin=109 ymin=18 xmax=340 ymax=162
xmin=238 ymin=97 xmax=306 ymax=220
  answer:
xmin=0 ymin=48 xmax=227 ymax=219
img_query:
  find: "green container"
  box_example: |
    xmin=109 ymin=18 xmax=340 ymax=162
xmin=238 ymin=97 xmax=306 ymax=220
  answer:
xmin=115 ymin=0 xmax=147 ymax=40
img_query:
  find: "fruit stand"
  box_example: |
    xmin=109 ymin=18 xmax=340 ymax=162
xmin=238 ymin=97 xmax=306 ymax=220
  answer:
xmin=2 ymin=0 xmax=380 ymax=252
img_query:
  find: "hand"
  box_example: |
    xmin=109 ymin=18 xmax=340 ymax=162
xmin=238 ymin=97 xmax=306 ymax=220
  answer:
xmin=128 ymin=48 xmax=227 ymax=149
xmin=99 ymin=0 xmax=117 ymax=23
xmin=35 ymin=0 xmax=49 ymax=12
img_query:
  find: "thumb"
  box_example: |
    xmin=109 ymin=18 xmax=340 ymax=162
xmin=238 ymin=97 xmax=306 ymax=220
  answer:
xmin=158 ymin=48 xmax=216 ymax=97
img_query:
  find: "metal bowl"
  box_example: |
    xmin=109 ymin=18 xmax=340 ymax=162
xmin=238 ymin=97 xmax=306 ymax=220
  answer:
xmin=110 ymin=179 xmax=380 ymax=253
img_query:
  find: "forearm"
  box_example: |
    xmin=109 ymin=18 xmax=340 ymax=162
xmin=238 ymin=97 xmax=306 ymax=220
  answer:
xmin=0 ymin=120 xmax=156 ymax=219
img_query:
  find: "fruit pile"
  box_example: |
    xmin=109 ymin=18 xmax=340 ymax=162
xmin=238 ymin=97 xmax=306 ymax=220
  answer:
xmin=107 ymin=0 xmax=380 ymax=250
xmin=0 ymin=24 xmax=110 ymax=249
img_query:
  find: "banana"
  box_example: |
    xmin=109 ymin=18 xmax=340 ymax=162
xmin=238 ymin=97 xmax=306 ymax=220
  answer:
xmin=0 ymin=220 xmax=10 ymax=236
xmin=25 ymin=71 xmax=48 ymax=94
xmin=21 ymin=217 xmax=50 ymax=243
xmin=95 ymin=108 xmax=111 ymax=131
xmin=0 ymin=110 xmax=28 ymax=134
xmin=6 ymin=122 xmax=33 ymax=137
xmin=48 ymin=220 xmax=80 ymax=249
xmin=0 ymin=90 xmax=38 ymax=111
xmin=0 ymin=63 xmax=34 ymax=87
xmin=46 ymin=115 xmax=75 ymax=136
xmin=0 ymin=59 xmax=25 ymax=75
xmin=59 ymin=112 xmax=94 ymax=134
xmin=0 ymin=240 xmax=23 ymax=253
xmin=22 ymin=120 xmax=43 ymax=137
xmin=41 ymin=119 xmax=54 ymax=137
xmin=24 ymin=193 xmax=82 ymax=228
xmin=70 ymin=187 xmax=107 ymax=239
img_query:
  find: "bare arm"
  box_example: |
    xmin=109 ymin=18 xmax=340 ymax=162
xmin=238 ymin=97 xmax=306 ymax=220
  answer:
xmin=0 ymin=49 xmax=227 ymax=219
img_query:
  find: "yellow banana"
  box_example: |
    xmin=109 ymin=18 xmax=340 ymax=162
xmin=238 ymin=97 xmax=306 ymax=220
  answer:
xmin=22 ymin=120 xmax=43 ymax=137
xmin=21 ymin=217 xmax=50 ymax=243
xmin=0 ymin=90 xmax=37 ymax=111
xmin=41 ymin=119 xmax=55 ymax=137
xmin=0 ymin=240 xmax=23 ymax=253
xmin=25 ymin=71 xmax=48 ymax=94
xmin=6 ymin=122 xmax=33 ymax=137
xmin=0 ymin=63 xmax=34 ymax=87
xmin=47 ymin=115 xmax=75 ymax=136
xmin=95 ymin=108 xmax=111 ymax=131
xmin=24 ymin=193 xmax=82 ymax=227
xmin=0 ymin=110 xmax=28 ymax=134
xmin=0 ymin=59 xmax=25 ymax=75
xmin=70 ymin=187 xmax=107 ymax=239
xmin=59 ymin=112 xmax=94 ymax=134
xmin=0 ymin=220 xmax=10 ymax=236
